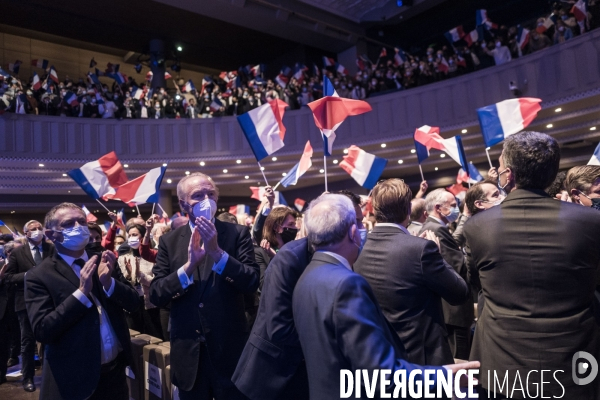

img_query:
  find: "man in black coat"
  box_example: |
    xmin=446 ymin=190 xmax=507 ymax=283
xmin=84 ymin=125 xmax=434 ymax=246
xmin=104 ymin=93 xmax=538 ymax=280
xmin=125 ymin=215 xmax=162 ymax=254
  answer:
xmin=233 ymin=237 xmax=311 ymax=400
xmin=149 ymin=173 xmax=259 ymax=400
xmin=464 ymin=131 xmax=600 ymax=399
xmin=419 ymin=189 xmax=474 ymax=360
xmin=25 ymin=203 xmax=140 ymax=400
xmin=5 ymin=219 xmax=55 ymax=392
xmin=355 ymin=179 xmax=469 ymax=366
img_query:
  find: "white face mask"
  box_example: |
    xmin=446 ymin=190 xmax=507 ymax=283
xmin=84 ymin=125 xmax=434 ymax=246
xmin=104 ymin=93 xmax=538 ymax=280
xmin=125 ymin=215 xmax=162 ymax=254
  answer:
xmin=127 ymin=236 xmax=140 ymax=249
xmin=28 ymin=230 xmax=43 ymax=241
xmin=191 ymin=198 xmax=217 ymax=221
xmin=56 ymin=225 xmax=90 ymax=251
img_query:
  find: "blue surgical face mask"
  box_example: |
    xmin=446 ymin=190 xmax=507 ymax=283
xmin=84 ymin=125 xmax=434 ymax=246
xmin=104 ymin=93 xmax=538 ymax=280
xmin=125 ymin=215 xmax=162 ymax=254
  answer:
xmin=56 ymin=225 xmax=90 ymax=251
xmin=190 ymin=198 xmax=217 ymax=221
xmin=443 ymin=206 xmax=460 ymax=224
xmin=358 ymin=228 xmax=368 ymax=251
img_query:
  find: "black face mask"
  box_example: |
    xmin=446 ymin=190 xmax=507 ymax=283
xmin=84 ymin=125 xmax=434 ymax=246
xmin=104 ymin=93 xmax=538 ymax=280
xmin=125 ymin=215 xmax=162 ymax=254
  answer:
xmin=86 ymin=241 xmax=104 ymax=253
xmin=280 ymin=227 xmax=299 ymax=244
xmin=591 ymin=198 xmax=600 ymax=211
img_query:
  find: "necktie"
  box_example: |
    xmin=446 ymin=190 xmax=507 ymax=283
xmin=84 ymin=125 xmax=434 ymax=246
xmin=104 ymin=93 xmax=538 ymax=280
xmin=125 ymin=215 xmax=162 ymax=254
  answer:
xmin=33 ymin=246 xmax=42 ymax=266
xmin=73 ymin=258 xmax=85 ymax=278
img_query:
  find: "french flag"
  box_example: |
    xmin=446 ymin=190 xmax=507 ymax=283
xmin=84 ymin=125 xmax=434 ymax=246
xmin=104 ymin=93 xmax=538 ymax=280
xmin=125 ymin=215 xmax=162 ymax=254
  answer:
xmin=146 ymin=71 xmax=153 ymax=81
xmin=463 ymin=30 xmax=479 ymax=47
xmin=113 ymin=166 xmax=167 ymax=206
xmin=477 ymin=98 xmax=542 ymax=147
xmin=275 ymin=73 xmax=289 ymax=88
xmin=87 ymin=72 xmax=101 ymax=86
xmin=229 ymin=205 xmax=250 ymax=215
xmin=335 ymin=63 xmax=348 ymax=76
xmin=210 ymin=98 xmax=224 ymax=112
xmin=279 ymin=141 xmax=313 ymax=188
xmin=165 ymin=71 xmax=172 ymax=79
xmin=183 ymin=79 xmax=195 ymax=92
xmin=379 ymin=48 xmax=387 ymax=58
xmin=356 ymin=57 xmax=366 ymax=71
xmin=393 ymin=48 xmax=406 ymax=67
xmin=437 ymin=58 xmax=449 ymax=74
xmin=8 ymin=60 xmax=21 ymax=74
xmin=67 ymin=151 xmax=129 ymax=200
xmin=517 ymin=26 xmax=530 ymax=50
xmin=66 ymin=92 xmax=79 ymax=107
xmin=319 ymin=76 xmax=340 ymax=156
xmin=456 ymin=55 xmax=467 ymax=68
xmin=445 ymin=26 xmax=465 ymax=43
xmin=457 ymin=164 xmax=484 ymax=184
xmin=251 ymin=64 xmax=263 ymax=77
xmin=31 ymin=59 xmax=49 ymax=69
xmin=294 ymin=198 xmax=306 ymax=212
xmin=82 ymin=205 xmax=98 ymax=222
xmin=476 ymin=9 xmax=489 ymax=26
xmin=237 ymin=99 xmax=288 ymax=162
xmin=293 ymin=64 xmax=307 ymax=84
xmin=49 ymin=66 xmax=59 ymax=83
xmin=202 ymin=75 xmax=213 ymax=92
xmin=588 ymin=142 xmax=600 ymax=166
xmin=340 ymin=145 xmax=388 ymax=190
xmin=32 ymin=73 xmax=41 ymax=90
xmin=132 ymin=87 xmax=144 ymax=100
xmin=250 ymin=187 xmax=286 ymax=205
xmin=323 ymin=57 xmax=335 ymax=67
xmin=571 ymin=0 xmax=587 ymax=22
xmin=114 ymin=72 xmax=127 ymax=84
xmin=536 ymin=15 xmax=556 ymax=33
xmin=413 ymin=125 xmax=469 ymax=173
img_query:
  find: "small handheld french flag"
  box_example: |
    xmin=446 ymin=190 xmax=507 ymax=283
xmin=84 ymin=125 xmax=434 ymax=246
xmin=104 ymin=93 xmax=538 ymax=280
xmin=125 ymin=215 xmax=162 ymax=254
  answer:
xmin=82 ymin=205 xmax=98 ymax=222
xmin=237 ymin=99 xmax=288 ymax=162
xmin=183 ymin=79 xmax=195 ymax=92
xmin=477 ymin=97 xmax=542 ymax=147
xmin=279 ymin=141 xmax=313 ymax=188
xmin=67 ymin=151 xmax=129 ymax=200
xmin=250 ymin=187 xmax=286 ymax=206
xmin=413 ymin=126 xmax=469 ymax=172
xmin=457 ymin=164 xmax=484 ymax=184
xmin=319 ymin=76 xmax=339 ymax=156
xmin=112 ymin=166 xmax=167 ymax=206
xmin=339 ymin=145 xmax=388 ymax=190
xmin=31 ymin=59 xmax=49 ymax=69
xmin=229 ymin=205 xmax=250 ymax=215
xmin=32 ymin=73 xmax=41 ymax=90
xmin=294 ymin=198 xmax=306 ymax=212
xmin=588 ymin=142 xmax=600 ymax=166
xmin=49 ymin=66 xmax=59 ymax=83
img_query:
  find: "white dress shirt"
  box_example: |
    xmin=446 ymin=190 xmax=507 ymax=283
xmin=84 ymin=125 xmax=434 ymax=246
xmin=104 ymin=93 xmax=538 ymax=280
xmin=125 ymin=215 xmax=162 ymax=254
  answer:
xmin=29 ymin=241 xmax=43 ymax=260
xmin=58 ymin=251 xmax=121 ymax=365
xmin=318 ymin=251 xmax=352 ymax=271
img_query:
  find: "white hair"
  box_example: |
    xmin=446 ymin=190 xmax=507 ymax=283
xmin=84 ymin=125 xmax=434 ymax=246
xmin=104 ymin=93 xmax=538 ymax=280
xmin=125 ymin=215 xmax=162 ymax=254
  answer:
xmin=425 ymin=188 xmax=452 ymax=213
xmin=23 ymin=220 xmax=41 ymax=233
xmin=176 ymin=172 xmax=219 ymax=200
xmin=305 ymin=194 xmax=356 ymax=247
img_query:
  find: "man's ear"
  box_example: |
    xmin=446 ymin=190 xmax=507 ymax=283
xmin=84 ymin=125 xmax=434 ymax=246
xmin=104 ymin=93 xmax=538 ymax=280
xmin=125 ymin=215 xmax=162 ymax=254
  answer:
xmin=570 ymin=188 xmax=581 ymax=202
xmin=44 ymin=229 xmax=57 ymax=243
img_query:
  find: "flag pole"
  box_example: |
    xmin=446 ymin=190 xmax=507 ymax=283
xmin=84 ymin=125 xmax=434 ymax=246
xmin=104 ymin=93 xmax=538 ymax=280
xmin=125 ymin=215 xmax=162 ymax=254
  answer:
xmin=135 ymin=204 xmax=142 ymax=217
xmin=418 ymin=164 xmax=425 ymax=182
xmin=151 ymin=203 xmax=156 ymax=216
xmin=272 ymin=182 xmax=281 ymax=191
xmin=257 ymin=161 xmax=269 ymax=186
xmin=485 ymin=147 xmax=493 ymax=168
xmin=156 ymin=203 xmax=167 ymax=217
xmin=324 ymin=155 xmax=328 ymax=192
xmin=1 ymin=225 xmax=15 ymax=235
xmin=95 ymin=199 xmax=111 ymax=213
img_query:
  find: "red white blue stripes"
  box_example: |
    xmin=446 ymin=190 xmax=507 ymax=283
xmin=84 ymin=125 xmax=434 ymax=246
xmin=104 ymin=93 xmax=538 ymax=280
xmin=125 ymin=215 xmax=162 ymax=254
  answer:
xmin=477 ymin=98 xmax=542 ymax=147
xmin=237 ymin=99 xmax=288 ymax=161
xmin=339 ymin=145 xmax=388 ymax=190
xmin=67 ymin=151 xmax=129 ymax=200
xmin=112 ymin=166 xmax=167 ymax=206
xmin=279 ymin=141 xmax=313 ymax=188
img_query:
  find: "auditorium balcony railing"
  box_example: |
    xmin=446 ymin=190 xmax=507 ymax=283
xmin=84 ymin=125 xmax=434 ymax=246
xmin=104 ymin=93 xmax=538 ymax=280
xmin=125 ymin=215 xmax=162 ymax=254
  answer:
xmin=2 ymin=28 xmax=600 ymax=164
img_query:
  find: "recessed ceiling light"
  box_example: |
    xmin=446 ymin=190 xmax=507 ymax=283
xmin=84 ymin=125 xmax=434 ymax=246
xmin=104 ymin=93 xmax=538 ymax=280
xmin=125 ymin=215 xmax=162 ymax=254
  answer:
xmin=381 ymin=143 xmax=386 ymax=148
xmin=555 ymin=107 xmax=562 ymax=112
xmin=166 ymin=179 xmax=172 ymax=184
xmin=62 ymin=173 xmax=67 ymax=176
xmin=185 ymin=171 xmax=190 ymax=175
xmin=177 ymin=46 xmax=183 ymax=51
xmin=591 ymin=127 xmax=597 ymax=131
xmin=10 ymin=211 xmax=15 ymax=214
xmin=223 ymin=169 xmax=228 ymax=173
xmin=440 ymin=154 xmax=446 ymax=158
xmin=546 ymin=124 xmax=553 ymax=128
xmin=319 ymin=169 xmax=324 ymax=173
xmin=123 ymin=164 xmax=129 ymax=168
xmin=282 ymin=172 xmax=287 ymax=176
xmin=398 ymin=160 xmax=403 ymax=164
xmin=435 ymin=167 xmax=439 ymax=171
xmin=244 ymin=175 xmax=249 ymax=179
xmin=410 ymin=149 xmax=416 ymax=154
xmin=343 ymin=149 xmax=349 ymax=154
xmin=68 ymin=190 xmax=71 ymax=193
xmin=461 ymin=129 xmax=467 ymax=134
xmin=199 ymin=161 xmax=205 ymax=166
xmin=333 ymin=160 xmax=339 ymax=164
xmin=236 ymin=160 xmax=241 ymax=164
xmin=272 ymin=157 xmax=277 ymax=161
xmin=260 ymin=167 xmax=265 ymax=171
xmin=39 ymin=163 xmax=44 ymax=167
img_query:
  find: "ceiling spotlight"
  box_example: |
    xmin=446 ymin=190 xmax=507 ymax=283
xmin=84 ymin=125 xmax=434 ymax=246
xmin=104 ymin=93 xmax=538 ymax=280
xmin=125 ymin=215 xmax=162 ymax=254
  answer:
xmin=163 ymin=163 xmax=167 ymax=167
xmin=68 ymin=190 xmax=71 ymax=193
xmin=10 ymin=211 xmax=15 ymax=214
xmin=319 ymin=169 xmax=324 ymax=173
xmin=39 ymin=163 xmax=44 ymax=167
xmin=435 ymin=167 xmax=439 ymax=171
xmin=272 ymin=157 xmax=277 ymax=161
xmin=236 ymin=160 xmax=241 ymax=164
xmin=410 ymin=149 xmax=416 ymax=154
xmin=199 ymin=161 xmax=205 ymax=166
xmin=555 ymin=107 xmax=562 ymax=113
xmin=244 ymin=175 xmax=249 ymax=179
xmin=223 ymin=169 xmax=228 ymax=173
xmin=381 ymin=143 xmax=387 ymax=148
xmin=166 ymin=179 xmax=172 ymax=183
xmin=185 ymin=171 xmax=190 ymax=175
xmin=282 ymin=172 xmax=287 ymax=176
xmin=260 ymin=167 xmax=265 ymax=171
xmin=177 ymin=46 xmax=183 ymax=51
xmin=123 ymin=164 xmax=129 ymax=168
xmin=398 ymin=160 xmax=403 ymax=164
xmin=333 ymin=160 xmax=339 ymax=164
xmin=440 ymin=154 xmax=446 ymax=158
xmin=546 ymin=124 xmax=553 ymax=128
xmin=343 ymin=149 xmax=349 ymax=154
xmin=62 ymin=173 xmax=67 ymax=176
xmin=461 ymin=129 xmax=467 ymax=133
xmin=591 ymin=127 xmax=597 ymax=131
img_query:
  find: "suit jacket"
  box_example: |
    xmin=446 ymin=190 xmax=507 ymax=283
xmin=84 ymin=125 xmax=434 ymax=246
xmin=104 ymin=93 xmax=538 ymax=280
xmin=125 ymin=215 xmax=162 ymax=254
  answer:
xmin=149 ymin=220 xmax=259 ymax=392
xmin=293 ymin=251 xmax=445 ymax=400
xmin=6 ymin=241 xmax=55 ymax=312
xmin=25 ymin=251 xmax=140 ymax=400
xmin=463 ymin=189 xmax=600 ymax=398
xmin=0 ymin=260 xmax=8 ymax=321
xmin=233 ymin=238 xmax=311 ymax=400
xmin=419 ymin=218 xmax=473 ymax=328
xmin=354 ymin=225 xmax=469 ymax=366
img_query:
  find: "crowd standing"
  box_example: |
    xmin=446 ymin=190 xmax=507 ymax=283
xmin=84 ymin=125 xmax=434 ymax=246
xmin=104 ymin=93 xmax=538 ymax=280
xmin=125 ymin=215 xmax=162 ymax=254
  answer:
xmin=0 ymin=3 xmax=598 ymax=119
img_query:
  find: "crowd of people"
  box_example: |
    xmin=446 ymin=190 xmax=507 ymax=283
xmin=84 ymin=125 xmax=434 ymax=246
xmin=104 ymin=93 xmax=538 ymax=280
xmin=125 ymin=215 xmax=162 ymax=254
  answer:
xmin=0 ymin=3 xmax=597 ymax=120
xmin=0 ymin=130 xmax=599 ymax=399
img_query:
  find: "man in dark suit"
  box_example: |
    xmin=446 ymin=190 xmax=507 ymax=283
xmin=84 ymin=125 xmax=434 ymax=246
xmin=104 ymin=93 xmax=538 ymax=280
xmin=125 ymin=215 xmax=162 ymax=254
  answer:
xmin=149 ymin=172 xmax=259 ymax=400
xmin=355 ymin=179 xmax=470 ymax=366
xmin=419 ymin=189 xmax=473 ymax=360
xmin=0 ymin=241 xmax=21 ymax=385
xmin=5 ymin=219 xmax=55 ymax=392
xmin=25 ymin=203 xmax=140 ymax=400
xmin=233 ymin=237 xmax=312 ymax=400
xmin=464 ymin=131 xmax=600 ymax=399
xmin=292 ymin=194 xmax=478 ymax=399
